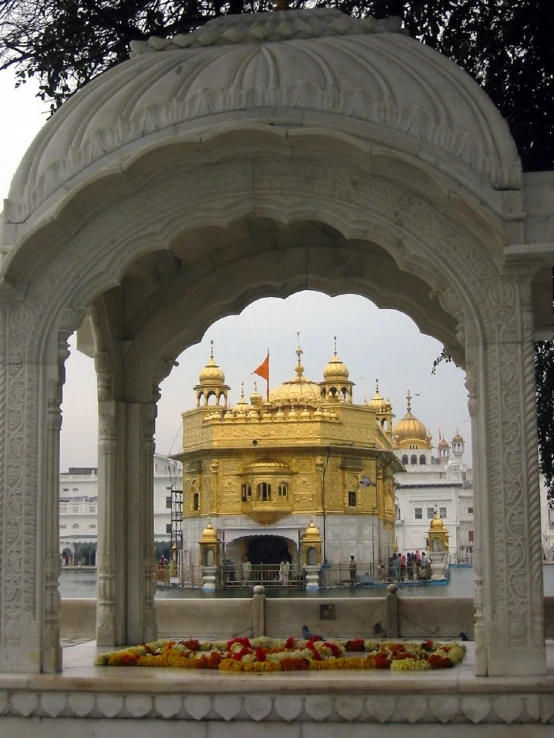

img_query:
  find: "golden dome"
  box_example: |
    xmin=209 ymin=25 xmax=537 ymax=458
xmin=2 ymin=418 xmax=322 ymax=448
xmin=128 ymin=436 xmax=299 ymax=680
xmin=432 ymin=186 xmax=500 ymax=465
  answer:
xmin=323 ymin=337 xmax=349 ymax=380
xmin=368 ymin=379 xmax=390 ymax=410
xmin=429 ymin=511 xmax=446 ymax=531
xmin=393 ymin=391 xmax=428 ymax=441
xmin=452 ymin=432 xmax=464 ymax=443
xmin=198 ymin=341 xmax=225 ymax=384
xmin=250 ymin=382 xmax=262 ymax=406
xmin=438 ymin=437 xmax=449 ymax=449
xmin=270 ymin=340 xmax=322 ymax=406
xmin=303 ymin=519 xmax=321 ymax=540
xmin=200 ymin=520 xmax=218 ymax=542
xmin=234 ymin=383 xmax=249 ymax=412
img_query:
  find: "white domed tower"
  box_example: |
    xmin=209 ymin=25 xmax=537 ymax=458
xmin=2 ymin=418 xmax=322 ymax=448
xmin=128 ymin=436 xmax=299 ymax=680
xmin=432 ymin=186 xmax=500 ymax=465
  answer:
xmin=193 ymin=341 xmax=230 ymax=408
xmin=320 ymin=337 xmax=354 ymax=403
xmin=438 ymin=430 xmax=450 ymax=463
xmin=451 ymin=430 xmax=465 ymax=459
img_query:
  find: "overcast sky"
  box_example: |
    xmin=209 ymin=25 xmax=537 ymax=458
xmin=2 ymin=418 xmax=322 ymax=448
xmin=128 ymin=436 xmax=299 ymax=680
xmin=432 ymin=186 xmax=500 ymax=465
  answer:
xmin=0 ymin=71 xmax=472 ymax=471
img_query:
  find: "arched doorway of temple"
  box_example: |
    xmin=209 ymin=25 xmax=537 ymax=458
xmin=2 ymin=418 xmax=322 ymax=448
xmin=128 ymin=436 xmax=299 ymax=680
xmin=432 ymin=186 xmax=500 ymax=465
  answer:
xmin=246 ymin=535 xmax=290 ymax=565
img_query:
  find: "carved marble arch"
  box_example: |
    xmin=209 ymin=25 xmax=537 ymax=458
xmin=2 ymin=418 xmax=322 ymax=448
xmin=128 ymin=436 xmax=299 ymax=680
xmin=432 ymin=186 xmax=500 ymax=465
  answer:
xmin=0 ymin=125 xmax=545 ymax=677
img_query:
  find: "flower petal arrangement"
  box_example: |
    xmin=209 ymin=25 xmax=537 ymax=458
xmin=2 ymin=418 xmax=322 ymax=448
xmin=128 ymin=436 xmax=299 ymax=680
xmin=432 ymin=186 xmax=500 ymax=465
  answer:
xmin=95 ymin=637 xmax=466 ymax=672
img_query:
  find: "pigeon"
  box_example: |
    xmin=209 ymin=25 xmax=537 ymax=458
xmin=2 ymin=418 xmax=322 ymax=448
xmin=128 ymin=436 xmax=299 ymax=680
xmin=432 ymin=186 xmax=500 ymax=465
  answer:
xmin=302 ymin=624 xmax=323 ymax=641
xmin=373 ymin=621 xmax=385 ymax=637
xmin=459 ymin=631 xmax=471 ymax=642
xmin=359 ymin=475 xmax=376 ymax=488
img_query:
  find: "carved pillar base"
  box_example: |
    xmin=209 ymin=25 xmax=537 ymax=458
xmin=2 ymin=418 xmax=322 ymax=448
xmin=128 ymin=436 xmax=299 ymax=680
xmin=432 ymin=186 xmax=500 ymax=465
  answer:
xmin=304 ymin=566 xmax=320 ymax=590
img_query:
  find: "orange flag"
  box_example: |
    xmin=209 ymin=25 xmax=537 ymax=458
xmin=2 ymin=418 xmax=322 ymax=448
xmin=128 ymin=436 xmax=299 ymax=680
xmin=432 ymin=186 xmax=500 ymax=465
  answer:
xmin=253 ymin=353 xmax=269 ymax=381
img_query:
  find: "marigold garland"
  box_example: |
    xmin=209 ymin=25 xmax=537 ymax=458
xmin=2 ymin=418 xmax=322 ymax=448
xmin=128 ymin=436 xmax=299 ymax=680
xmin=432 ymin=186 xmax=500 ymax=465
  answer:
xmin=95 ymin=636 xmax=466 ymax=672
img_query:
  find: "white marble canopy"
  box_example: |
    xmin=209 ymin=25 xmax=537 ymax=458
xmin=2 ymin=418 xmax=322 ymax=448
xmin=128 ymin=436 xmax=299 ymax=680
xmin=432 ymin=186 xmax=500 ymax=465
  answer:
xmin=0 ymin=7 xmax=553 ymax=692
xmin=3 ymin=8 xmax=519 ymax=237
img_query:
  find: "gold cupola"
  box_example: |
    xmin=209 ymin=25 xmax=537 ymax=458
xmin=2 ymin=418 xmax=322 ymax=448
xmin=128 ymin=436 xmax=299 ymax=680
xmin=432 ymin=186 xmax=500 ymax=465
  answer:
xmin=199 ymin=519 xmax=219 ymax=568
xmin=438 ymin=430 xmax=449 ymax=460
xmin=250 ymin=382 xmax=263 ymax=408
xmin=392 ymin=390 xmax=431 ymax=450
xmin=428 ymin=509 xmax=449 ymax=553
xmin=369 ymin=379 xmax=393 ymax=437
xmin=270 ymin=336 xmax=323 ymax=407
xmin=301 ymin=518 xmax=322 ymax=566
xmin=234 ymin=383 xmax=250 ymax=414
xmin=194 ymin=341 xmax=230 ymax=407
xmin=320 ymin=336 xmax=354 ymax=404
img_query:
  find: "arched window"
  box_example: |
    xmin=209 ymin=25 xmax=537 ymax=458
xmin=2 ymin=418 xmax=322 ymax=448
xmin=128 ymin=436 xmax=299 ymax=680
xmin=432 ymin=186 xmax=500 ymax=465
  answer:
xmin=381 ymin=418 xmax=388 ymax=430
xmin=410 ymin=454 xmax=417 ymax=465
xmin=402 ymin=454 xmax=409 ymax=466
xmin=257 ymin=482 xmax=271 ymax=501
xmin=395 ymin=504 xmax=401 ymax=520
xmin=307 ymin=546 xmax=318 ymax=566
xmin=278 ymin=483 xmax=288 ymax=497
xmin=419 ymin=455 xmax=426 ymax=465
xmin=241 ymin=483 xmax=252 ymax=502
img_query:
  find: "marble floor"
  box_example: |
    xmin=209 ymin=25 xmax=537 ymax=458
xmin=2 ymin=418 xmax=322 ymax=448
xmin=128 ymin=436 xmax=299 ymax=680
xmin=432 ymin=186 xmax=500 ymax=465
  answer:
xmin=1 ymin=640 xmax=554 ymax=736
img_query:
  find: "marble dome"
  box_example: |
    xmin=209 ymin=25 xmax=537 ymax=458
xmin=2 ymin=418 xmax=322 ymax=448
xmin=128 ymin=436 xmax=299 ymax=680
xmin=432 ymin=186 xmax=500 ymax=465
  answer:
xmin=3 ymin=7 xmax=520 ymax=230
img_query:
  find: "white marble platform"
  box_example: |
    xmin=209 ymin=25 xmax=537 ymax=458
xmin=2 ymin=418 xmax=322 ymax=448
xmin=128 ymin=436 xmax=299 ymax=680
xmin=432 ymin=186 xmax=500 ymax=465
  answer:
xmin=1 ymin=641 xmax=554 ymax=735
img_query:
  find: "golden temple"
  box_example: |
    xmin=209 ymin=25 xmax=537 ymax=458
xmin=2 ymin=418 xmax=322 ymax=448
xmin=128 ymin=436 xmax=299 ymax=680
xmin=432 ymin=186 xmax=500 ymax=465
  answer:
xmin=173 ymin=339 xmax=407 ymax=569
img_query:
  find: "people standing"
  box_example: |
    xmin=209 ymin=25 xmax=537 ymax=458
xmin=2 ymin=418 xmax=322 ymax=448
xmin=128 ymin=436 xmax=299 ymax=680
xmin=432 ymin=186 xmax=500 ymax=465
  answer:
xmin=349 ymin=555 xmax=357 ymax=586
xmin=279 ymin=558 xmax=291 ymax=586
xmin=392 ymin=553 xmax=400 ymax=581
xmin=241 ymin=554 xmax=252 ymax=585
xmin=399 ymin=553 xmax=406 ymax=581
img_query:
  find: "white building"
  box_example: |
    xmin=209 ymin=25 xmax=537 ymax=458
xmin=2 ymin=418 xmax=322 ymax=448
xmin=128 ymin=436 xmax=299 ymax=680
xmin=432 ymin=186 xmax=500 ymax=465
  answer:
xmin=59 ymin=454 xmax=182 ymax=564
xmin=389 ymin=392 xmax=474 ymax=561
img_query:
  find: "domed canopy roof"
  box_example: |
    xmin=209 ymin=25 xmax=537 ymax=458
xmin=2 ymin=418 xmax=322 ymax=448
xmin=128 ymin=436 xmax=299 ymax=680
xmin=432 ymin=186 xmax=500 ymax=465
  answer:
xmin=452 ymin=432 xmax=464 ymax=443
xmin=234 ymin=383 xmax=249 ymax=412
xmin=368 ymin=379 xmax=390 ymax=410
xmin=303 ymin=519 xmax=321 ymax=540
xmin=270 ymin=342 xmax=322 ymax=406
xmin=393 ymin=391 xmax=428 ymax=441
xmin=198 ymin=342 xmax=225 ymax=384
xmin=429 ymin=510 xmax=446 ymax=531
xmin=3 ymin=7 xmax=520 ymax=232
xmin=200 ymin=520 xmax=218 ymax=542
xmin=322 ymin=337 xmax=350 ymax=381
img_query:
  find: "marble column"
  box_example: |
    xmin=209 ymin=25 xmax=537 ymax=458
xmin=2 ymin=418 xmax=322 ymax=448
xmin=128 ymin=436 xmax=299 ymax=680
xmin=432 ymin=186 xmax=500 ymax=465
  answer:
xmin=41 ymin=333 xmax=70 ymax=673
xmin=96 ymin=398 xmax=127 ymax=646
xmin=473 ymin=275 xmax=546 ymax=676
xmin=0 ymin=303 xmax=44 ymax=672
xmin=125 ymin=402 xmax=157 ymax=645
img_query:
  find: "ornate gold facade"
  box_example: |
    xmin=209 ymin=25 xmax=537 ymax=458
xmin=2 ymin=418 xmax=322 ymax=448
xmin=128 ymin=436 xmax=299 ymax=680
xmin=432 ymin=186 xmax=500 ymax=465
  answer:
xmin=173 ymin=341 xmax=404 ymax=565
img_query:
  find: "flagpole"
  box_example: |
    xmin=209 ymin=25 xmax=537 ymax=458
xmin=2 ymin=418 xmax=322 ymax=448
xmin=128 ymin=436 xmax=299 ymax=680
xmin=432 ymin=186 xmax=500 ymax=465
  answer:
xmin=266 ymin=348 xmax=270 ymax=403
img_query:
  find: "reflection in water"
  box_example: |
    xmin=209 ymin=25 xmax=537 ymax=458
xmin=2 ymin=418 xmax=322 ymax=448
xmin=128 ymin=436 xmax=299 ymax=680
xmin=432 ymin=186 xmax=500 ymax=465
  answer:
xmin=59 ymin=565 xmax=554 ymax=600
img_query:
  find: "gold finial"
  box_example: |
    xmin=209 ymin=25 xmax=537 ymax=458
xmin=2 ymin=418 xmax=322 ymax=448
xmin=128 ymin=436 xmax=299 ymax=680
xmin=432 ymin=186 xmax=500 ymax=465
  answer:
xmin=295 ymin=332 xmax=304 ymax=375
xmin=240 ymin=382 xmax=245 ymax=399
xmin=274 ymin=0 xmax=291 ymax=9
xmin=254 ymin=381 xmax=258 ymax=392
xmin=210 ymin=339 xmax=214 ymax=360
xmin=376 ymin=378 xmax=379 ymax=393
xmin=333 ymin=335 xmax=337 ymax=356
xmin=406 ymin=389 xmax=412 ymax=413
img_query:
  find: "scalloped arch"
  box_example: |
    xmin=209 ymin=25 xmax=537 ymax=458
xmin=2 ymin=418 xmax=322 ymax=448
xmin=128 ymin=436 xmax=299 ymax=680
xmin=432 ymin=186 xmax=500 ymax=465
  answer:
xmin=2 ymin=8 xmax=521 ymax=244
